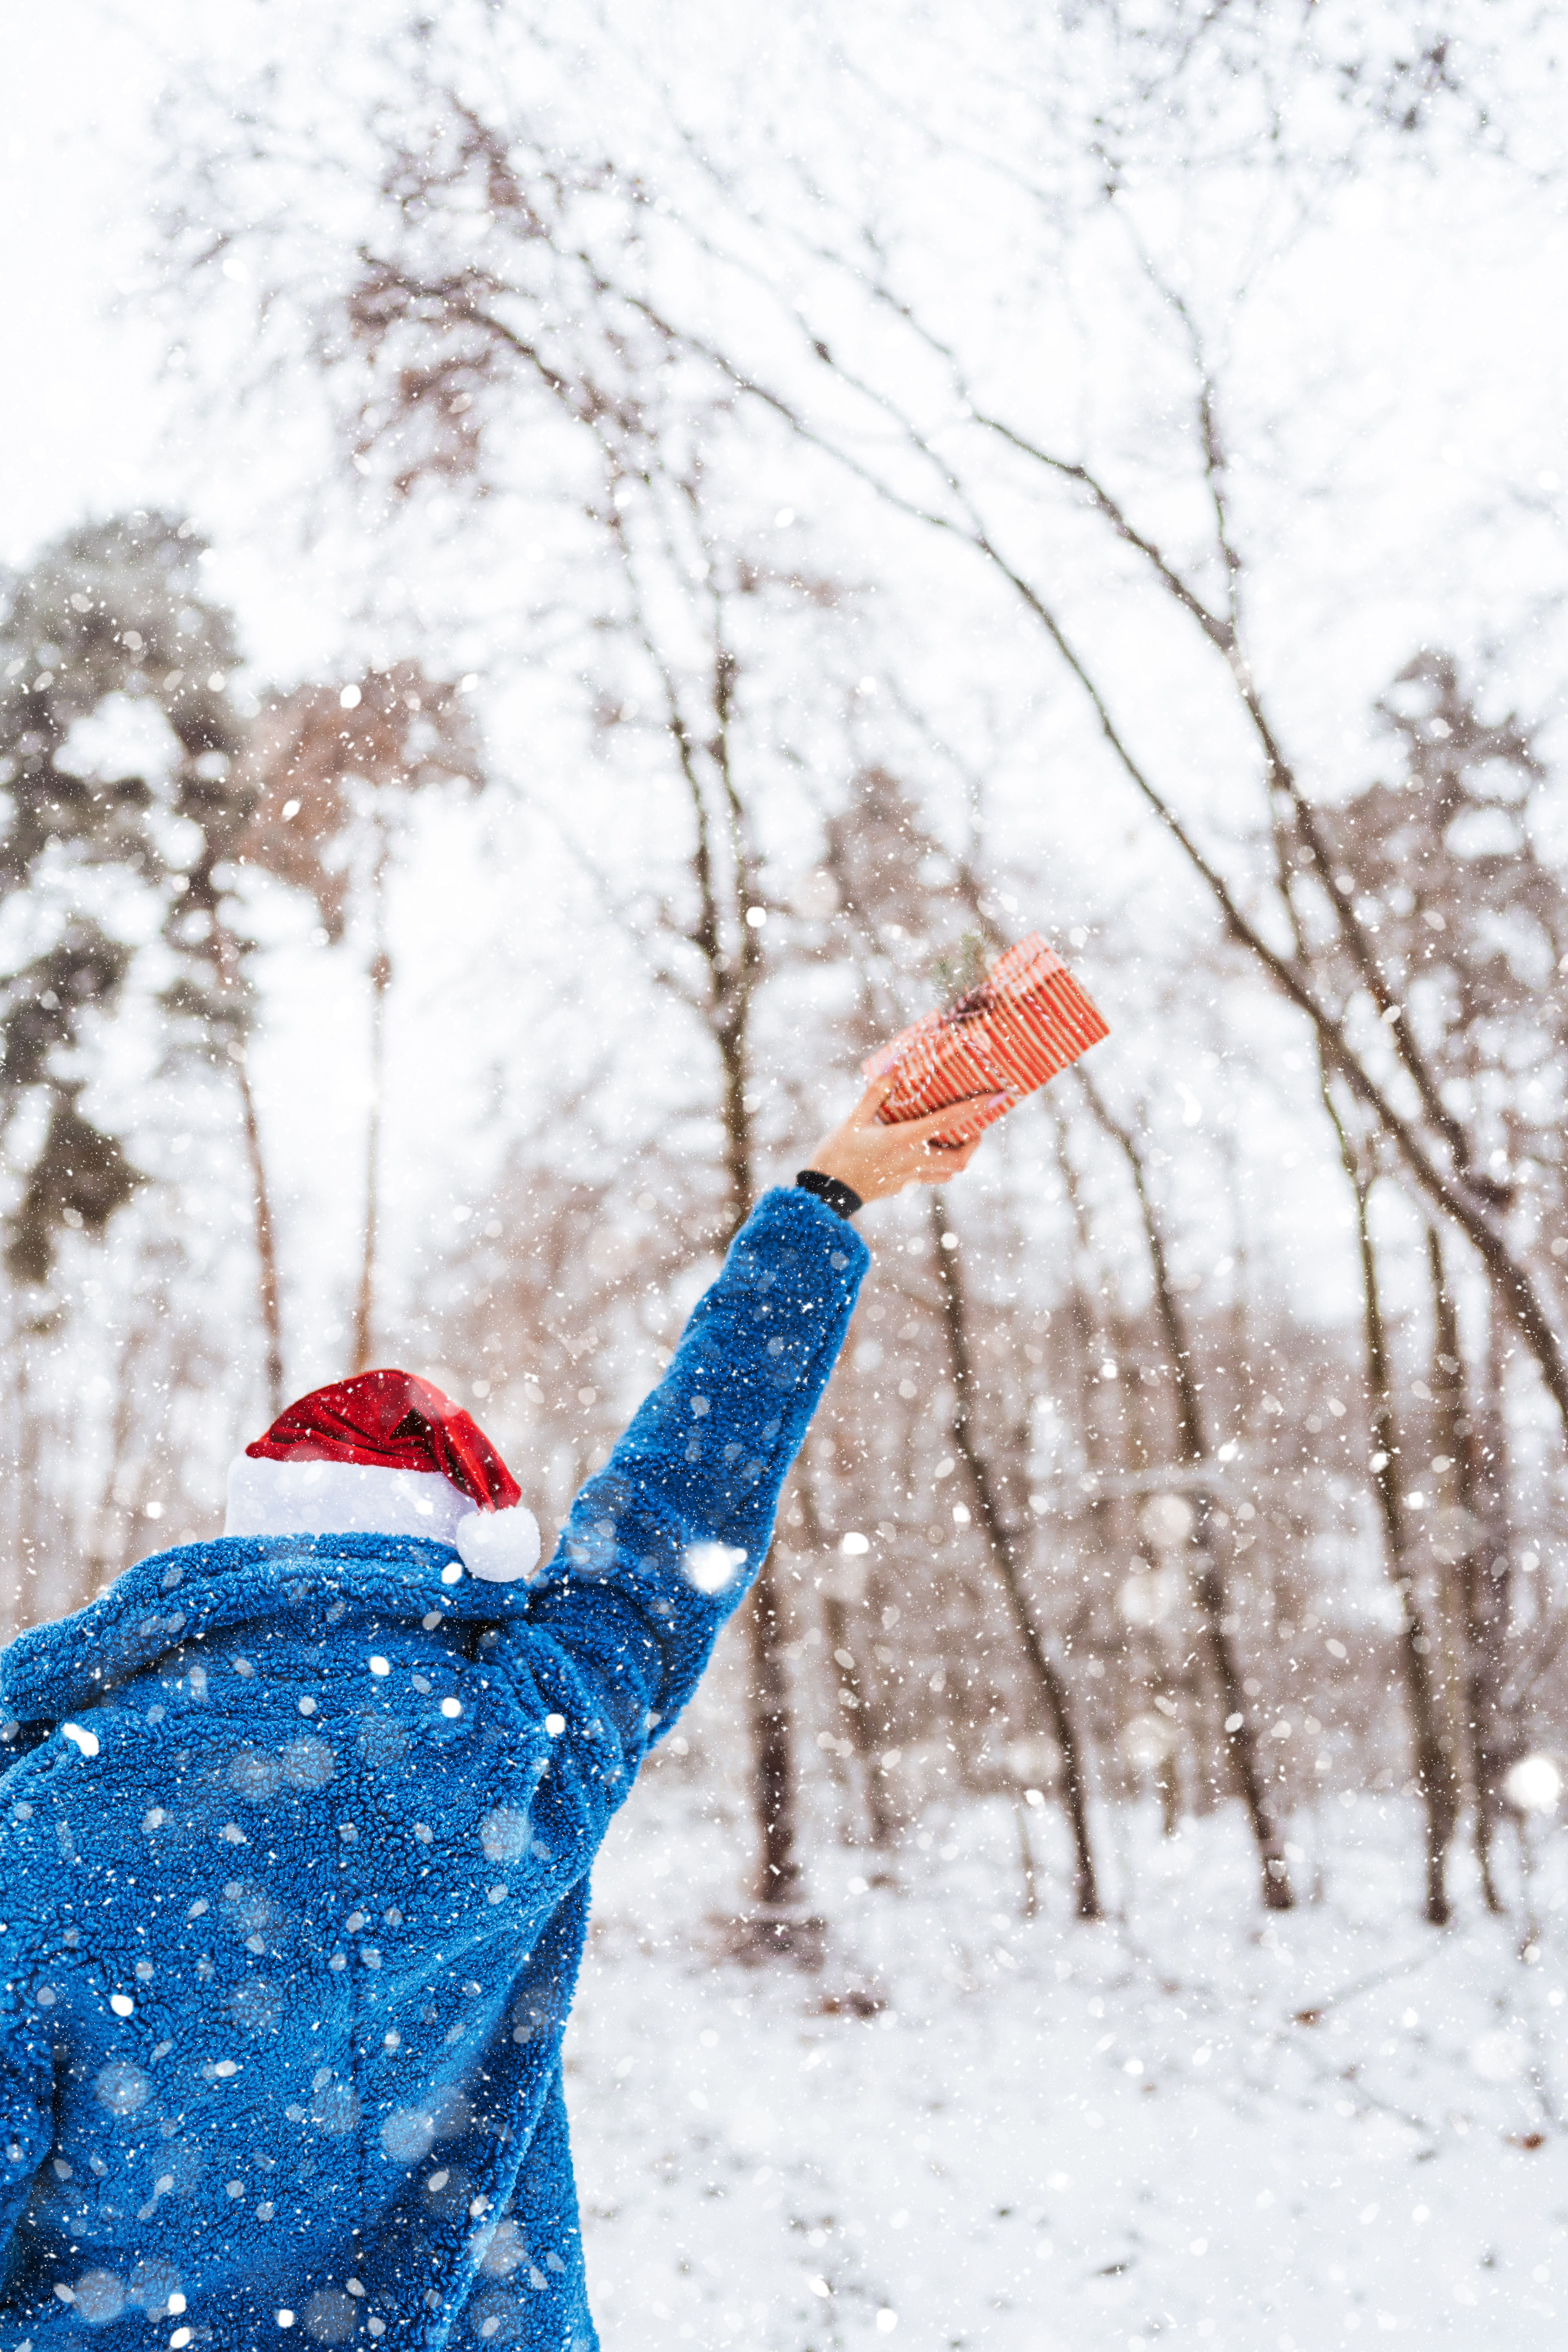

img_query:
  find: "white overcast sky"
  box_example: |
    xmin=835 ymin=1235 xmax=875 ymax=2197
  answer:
xmin=10 ymin=3 xmax=1567 ymax=705
xmin=5 ymin=0 xmax=1568 ymax=1400
xmin=4 ymin=11 xmax=171 ymax=561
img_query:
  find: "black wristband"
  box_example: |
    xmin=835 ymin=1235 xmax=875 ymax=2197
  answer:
xmin=795 ymin=1168 xmax=863 ymax=1221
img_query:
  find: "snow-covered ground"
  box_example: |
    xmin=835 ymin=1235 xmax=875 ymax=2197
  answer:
xmin=564 ymin=1776 xmax=1567 ymax=2349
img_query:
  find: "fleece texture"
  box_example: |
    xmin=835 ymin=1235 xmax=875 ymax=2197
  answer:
xmin=0 ymin=1187 xmax=867 ymax=2352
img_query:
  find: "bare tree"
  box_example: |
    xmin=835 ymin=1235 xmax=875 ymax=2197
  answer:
xmin=608 ymin=570 xmax=801 ymax=1936
xmin=140 ymin=11 xmax=1568 ymax=1925
xmin=167 ymin=68 xmax=851 ymax=1923
xmin=624 ymin=96 xmax=1568 ymax=1441
xmin=927 ymin=1189 xmax=1102 ymax=1919
xmin=1081 ymin=1078 xmax=1293 ymax=1908
xmin=1321 ymin=1089 xmax=1461 ymax=1923
xmin=238 ymin=662 xmax=483 ymax=1377
xmin=795 ymin=1458 xmax=900 ymax=1852
xmin=1427 ymin=1227 xmax=1519 ymax=1913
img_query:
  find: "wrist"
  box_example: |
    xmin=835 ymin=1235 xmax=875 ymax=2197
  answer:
xmin=795 ymin=1168 xmax=863 ymax=1220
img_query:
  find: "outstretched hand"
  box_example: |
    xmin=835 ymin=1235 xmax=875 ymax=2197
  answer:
xmin=804 ymin=1075 xmax=1005 ymax=1206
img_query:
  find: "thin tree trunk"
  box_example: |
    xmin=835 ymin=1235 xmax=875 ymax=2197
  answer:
xmin=5 ymin=1322 xmax=37 ymax=1637
xmin=798 ymin=1463 xmax=898 ymax=1849
xmin=1080 ymin=1078 xmax=1293 ymax=1908
xmin=235 ymin=1053 xmax=285 ymax=1418
xmin=746 ymin=1566 xmax=800 ymax=1905
xmin=1048 ymin=1114 xmax=1123 ymax=1640
xmin=214 ymin=923 xmax=285 ymax=1417
xmin=819 ymin=1587 xmax=898 ymax=1848
xmin=709 ymin=976 xmax=802 ymax=1917
xmin=87 ymin=1315 xmax=155 ymax=1598
xmin=928 ymin=1191 xmax=1102 ymax=1921
xmin=0 ymin=1308 xmax=17 ymax=1642
xmin=626 ymin=587 xmax=800 ymax=1929
xmin=1430 ymin=1227 xmax=1513 ymax=1913
xmin=699 ymin=669 xmax=813 ymax=1918
xmin=1475 ymin=1310 xmax=1519 ymax=1891
xmin=1015 ymin=1799 xmax=1040 ymax=1919
xmin=1325 ymin=1098 xmax=1460 ymax=1924
xmin=350 ymin=829 xmax=392 ymax=1377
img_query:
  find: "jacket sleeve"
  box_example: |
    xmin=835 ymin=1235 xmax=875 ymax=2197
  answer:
xmin=499 ymin=1185 xmax=868 ymax=1788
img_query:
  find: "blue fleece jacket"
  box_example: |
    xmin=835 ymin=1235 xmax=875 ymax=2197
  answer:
xmin=0 ymin=1186 xmax=867 ymax=2352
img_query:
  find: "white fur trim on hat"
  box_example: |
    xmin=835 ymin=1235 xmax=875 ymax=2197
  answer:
xmin=454 ymin=1506 xmax=542 ymax=1583
xmin=225 ymin=1455 xmax=541 ymax=1578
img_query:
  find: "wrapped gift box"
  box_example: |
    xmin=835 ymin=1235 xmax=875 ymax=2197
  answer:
xmin=862 ymin=933 xmax=1109 ymax=1143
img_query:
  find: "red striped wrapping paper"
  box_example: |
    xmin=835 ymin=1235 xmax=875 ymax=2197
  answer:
xmin=862 ymin=933 xmax=1109 ymax=1143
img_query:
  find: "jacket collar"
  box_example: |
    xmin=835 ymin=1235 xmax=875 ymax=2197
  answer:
xmin=0 ymin=1530 xmax=537 ymax=1724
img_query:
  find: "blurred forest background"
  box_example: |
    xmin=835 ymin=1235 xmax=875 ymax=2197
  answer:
xmin=4 ymin=0 xmax=1568 ymax=1949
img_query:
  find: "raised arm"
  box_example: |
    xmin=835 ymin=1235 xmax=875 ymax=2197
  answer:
xmin=503 ymin=1079 xmax=1001 ymax=1783
xmin=521 ymin=1182 xmax=866 ymax=1746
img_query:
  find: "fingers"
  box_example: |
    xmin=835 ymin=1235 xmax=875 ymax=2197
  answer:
xmin=810 ymin=1076 xmax=1000 ymax=1206
xmin=917 ymin=1137 xmax=982 ymax=1183
xmin=898 ymin=1092 xmax=1007 ymax=1144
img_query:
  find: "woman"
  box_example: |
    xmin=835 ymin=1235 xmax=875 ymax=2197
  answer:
xmin=0 ymin=1076 xmax=997 ymax=2351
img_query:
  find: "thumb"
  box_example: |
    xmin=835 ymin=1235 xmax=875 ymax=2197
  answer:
xmin=851 ymin=1069 xmax=899 ymax=1124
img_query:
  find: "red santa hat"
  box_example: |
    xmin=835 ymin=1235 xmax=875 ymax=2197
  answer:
xmin=223 ymin=1369 xmax=541 ymax=1583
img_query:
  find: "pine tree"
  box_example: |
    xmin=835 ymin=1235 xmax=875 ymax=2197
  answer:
xmin=0 ymin=512 xmax=251 ymax=1284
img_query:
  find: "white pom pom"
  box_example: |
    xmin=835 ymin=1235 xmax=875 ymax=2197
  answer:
xmin=454 ymin=1506 xmax=541 ymax=1583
